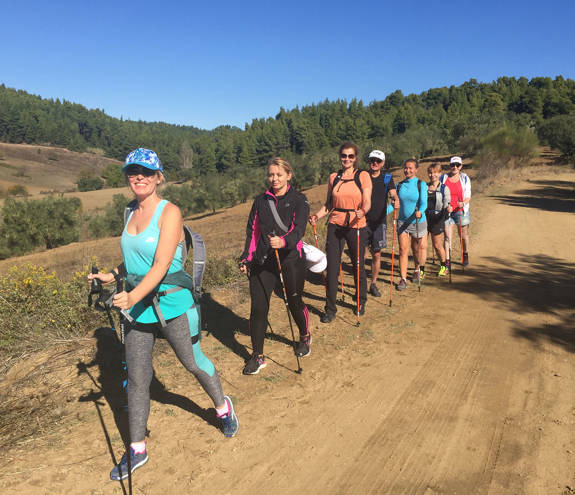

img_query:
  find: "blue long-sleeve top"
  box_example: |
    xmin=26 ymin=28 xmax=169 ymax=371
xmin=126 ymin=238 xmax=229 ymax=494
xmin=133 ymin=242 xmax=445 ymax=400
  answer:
xmin=397 ymin=177 xmax=428 ymax=224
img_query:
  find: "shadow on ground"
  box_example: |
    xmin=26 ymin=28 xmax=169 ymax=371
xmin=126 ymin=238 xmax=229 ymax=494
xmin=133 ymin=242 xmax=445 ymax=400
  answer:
xmin=455 ymin=254 xmax=575 ymax=354
xmin=77 ymin=326 xmax=219 ymax=453
xmin=492 ymin=178 xmax=575 ymax=214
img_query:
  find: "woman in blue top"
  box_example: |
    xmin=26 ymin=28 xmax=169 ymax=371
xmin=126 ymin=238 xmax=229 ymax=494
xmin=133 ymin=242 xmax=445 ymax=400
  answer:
xmin=88 ymin=148 xmax=238 ymax=482
xmin=396 ymin=158 xmax=428 ymax=291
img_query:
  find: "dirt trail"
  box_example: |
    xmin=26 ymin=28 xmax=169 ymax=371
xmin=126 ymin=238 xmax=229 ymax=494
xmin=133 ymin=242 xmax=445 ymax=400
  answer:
xmin=1 ymin=170 xmax=575 ymax=494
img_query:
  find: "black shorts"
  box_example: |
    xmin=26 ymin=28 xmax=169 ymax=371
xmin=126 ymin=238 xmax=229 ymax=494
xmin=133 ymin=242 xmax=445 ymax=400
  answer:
xmin=426 ymin=211 xmax=445 ymax=235
xmin=366 ymin=222 xmax=387 ymax=251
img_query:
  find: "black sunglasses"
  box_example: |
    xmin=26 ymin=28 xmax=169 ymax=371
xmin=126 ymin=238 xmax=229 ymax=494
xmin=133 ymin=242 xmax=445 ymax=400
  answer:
xmin=449 ymin=163 xmax=462 ymax=168
xmin=125 ymin=165 xmax=157 ymax=177
xmin=369 ymin=158 xmax=383 ymax=164
xmin=340 ymin=153 xmax=356 ymax=159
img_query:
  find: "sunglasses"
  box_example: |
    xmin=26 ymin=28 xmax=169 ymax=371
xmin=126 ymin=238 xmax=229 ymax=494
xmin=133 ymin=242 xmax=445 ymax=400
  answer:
xmin=450 ymin=163 xmax=462 ymax=168
xmin=369 ymin=158 xmax=383 ymax=164
xmin=125 ymin=165 xmax=157 ymax=177
xmin=340 ymin=153 xmax=356 ymax=160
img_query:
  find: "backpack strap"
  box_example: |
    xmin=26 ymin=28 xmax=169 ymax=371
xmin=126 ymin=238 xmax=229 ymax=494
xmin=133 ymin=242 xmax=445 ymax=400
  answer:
xmin=267 ymin=197 xmax=289 ymax=234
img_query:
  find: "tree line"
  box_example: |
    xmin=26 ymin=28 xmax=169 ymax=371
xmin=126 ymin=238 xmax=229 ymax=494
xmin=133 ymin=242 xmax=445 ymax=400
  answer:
xmin=1 ymin=76 xmax=574 ymax=179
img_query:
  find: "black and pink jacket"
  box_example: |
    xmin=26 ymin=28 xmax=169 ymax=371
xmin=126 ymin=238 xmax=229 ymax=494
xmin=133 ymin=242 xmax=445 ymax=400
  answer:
xmin=240 ymin=186 xmax=310 ymax=266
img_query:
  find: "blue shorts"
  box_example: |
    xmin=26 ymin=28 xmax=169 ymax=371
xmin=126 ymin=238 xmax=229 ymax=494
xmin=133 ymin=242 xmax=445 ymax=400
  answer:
xmin=445 ymin=210 xmax=470 ymax=227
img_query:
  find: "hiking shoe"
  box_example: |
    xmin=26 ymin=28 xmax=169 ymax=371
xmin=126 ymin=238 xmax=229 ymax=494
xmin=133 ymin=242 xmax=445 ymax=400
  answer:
xmin=219 ymin=396 xmax=239 ymax=438
xmin=463 ymin=253 xmax=469 ymax=266
xmin=412 ymin=270 xmax=420 ymax=283
xmin=358 ymin=303 xmax=366 ymax=316
xmin=295 ymin=335 xmax=311 ymax=357
xmin=110 ymin=447 xmax=148 ymax=481
xmin=320 ymin=311 xmax=336 ymax=323
xmin=437 ymin=265 xmax=447 ymax=277
xmin=397 ymin=278 xmax=408 ymax=291
xmin=243 ymin=355 xmax=267 ymax=375
xmin=419 ymin=270 xmax=426 ymax=282
xmin=369 ymin=283 xmax=381 ymax=297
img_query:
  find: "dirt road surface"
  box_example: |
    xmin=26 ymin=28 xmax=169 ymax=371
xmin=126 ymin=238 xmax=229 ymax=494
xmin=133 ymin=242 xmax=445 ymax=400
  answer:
xmin=1 ymin=169 xmax=574 ymax=494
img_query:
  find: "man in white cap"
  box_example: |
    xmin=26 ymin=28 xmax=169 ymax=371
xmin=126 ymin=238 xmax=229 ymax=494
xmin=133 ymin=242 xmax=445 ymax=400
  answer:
xmin=365 ymin=150 xmax=399 ymax=296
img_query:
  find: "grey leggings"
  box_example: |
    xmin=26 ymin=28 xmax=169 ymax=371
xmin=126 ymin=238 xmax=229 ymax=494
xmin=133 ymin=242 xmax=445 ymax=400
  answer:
xmin=124 ymin=308 xmax=225 ymax=442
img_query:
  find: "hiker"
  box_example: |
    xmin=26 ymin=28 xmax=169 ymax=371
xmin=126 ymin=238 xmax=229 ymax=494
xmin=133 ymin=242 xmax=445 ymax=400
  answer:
xmin=426 ymin=163 xmax=450 ymax=277
xmin=441 ymin=156 xmax=471 ymax=268
xmin=310 ymin=141 xmax=372 ymax=322
xmin=88 ymin=148 xmax=238 ymax=482
xmin=365 ymin=150 xmax=399 ymax=297
xmin=239 ymin=157 xmax=311 ymax=374
xmin=396 ymin=158 xmax=428 ymax=291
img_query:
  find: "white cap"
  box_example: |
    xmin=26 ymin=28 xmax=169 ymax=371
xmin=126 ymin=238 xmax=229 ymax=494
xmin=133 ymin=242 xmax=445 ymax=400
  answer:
xmin=369 ymin=150 xmax=385 ymax=161
xmin=450 ymin=156 xmax=462 ymax=165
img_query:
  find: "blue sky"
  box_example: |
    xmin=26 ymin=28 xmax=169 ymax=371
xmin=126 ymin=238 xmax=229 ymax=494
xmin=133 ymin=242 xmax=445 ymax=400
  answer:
xmin=1 ymin=0 xmax=574 ymax=129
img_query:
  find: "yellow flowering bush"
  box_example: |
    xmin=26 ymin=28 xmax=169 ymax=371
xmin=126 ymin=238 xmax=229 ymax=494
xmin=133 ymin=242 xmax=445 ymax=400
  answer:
xmin=0 ymin=262 xmax=103 ymax=361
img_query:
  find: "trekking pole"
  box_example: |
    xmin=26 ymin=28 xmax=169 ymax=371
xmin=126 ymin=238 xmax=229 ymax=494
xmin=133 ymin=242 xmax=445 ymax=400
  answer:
xmin=114 ymin=274 xmax=128 ymax=397
xmin=312 ymin=223 xmax=327 ymax=295
xmin=273 ymin=249 xmax=302 ymax=374
xmin=458 ymin=209 xmax=465 ymax=274
xmin=389 ymin=208 xmax=397 ymax=307
xmin=415 ymin=208 xmax=421 ymax=293
xmin=448 ymin=226 xmax=453 ymax=284
xmin=339 ymin=264 xmax=345 ymax=302
xmin=355 ymin=228 xmax=361 ymax=327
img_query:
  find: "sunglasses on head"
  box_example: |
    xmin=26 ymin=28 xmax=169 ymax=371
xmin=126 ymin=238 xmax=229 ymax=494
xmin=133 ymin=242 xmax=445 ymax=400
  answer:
xmin=369 ymin=158 xmax=383 ymax=164
xmin=340 ymin=153 xmax=355 ymax=160
xmin=125 ymin=165 xmax=157 ymax=177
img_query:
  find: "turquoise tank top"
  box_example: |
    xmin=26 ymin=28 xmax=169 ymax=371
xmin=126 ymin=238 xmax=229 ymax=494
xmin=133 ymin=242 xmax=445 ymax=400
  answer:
xmin=121 ymin=199 xmax=195 ymax=323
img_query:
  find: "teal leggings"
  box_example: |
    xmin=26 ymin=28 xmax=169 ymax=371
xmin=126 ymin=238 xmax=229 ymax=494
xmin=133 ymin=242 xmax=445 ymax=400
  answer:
xmin=124 ymin=309 xmax=224 ymax=442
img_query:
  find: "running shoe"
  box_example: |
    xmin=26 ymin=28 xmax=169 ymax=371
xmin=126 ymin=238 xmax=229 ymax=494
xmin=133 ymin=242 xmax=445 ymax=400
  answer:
xmin=397 ymin=278 xmax=408 ymax=291
xmin=369 ymin=283 xmax=382 ymax=297
xmin=420 ymin=270 xmax=426 ymax=282
xmin=463 ymin=253 xmax=469 ymax=266
xmin=320 ymin=311 xmax=336 ymax=323
xmin=110 ymin=447 xmax=148 ymax=481
xmin=243 ymin=355 xmax=267 ymax=375
xmin=411 ymin=270 xmax=420 ymax=284
xmin=219 ymin=396 xmax=239 ymax=438
xmin=295 ymin=335 xmax=312 ymax=357
xmin=437 ymin=265 xmax=447 ymax=277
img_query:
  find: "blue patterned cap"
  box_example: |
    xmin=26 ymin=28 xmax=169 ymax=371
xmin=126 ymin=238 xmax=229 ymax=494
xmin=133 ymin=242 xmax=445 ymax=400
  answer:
xmin=123 ymin=148 xmax=163 ymax=172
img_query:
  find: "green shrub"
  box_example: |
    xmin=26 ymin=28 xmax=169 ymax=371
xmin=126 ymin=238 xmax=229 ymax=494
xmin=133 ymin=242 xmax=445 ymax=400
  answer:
xmin=0 ymin=196 xmax=82 ymax=258
xmin=77 ymin=175 xmax=104 ymax=192
xmin=101 ymin=163 xmax=124 ymax=188
xmin=474 ymin=125 xmax=539 ymax=181
xmin=86 ymin=194 xmax=129 ymax=238
xmin=6 ymin=184 xmax=29 ymax=197
xmin=538 ymin=114 xmax=575 ymax=161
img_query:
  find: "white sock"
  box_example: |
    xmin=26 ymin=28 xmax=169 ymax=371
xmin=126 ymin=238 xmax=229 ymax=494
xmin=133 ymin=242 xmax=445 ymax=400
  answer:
xmin=130 ymin=441 xmax=146 ymax=454
xmin=216 ymin=400 xmax=230 ymax=418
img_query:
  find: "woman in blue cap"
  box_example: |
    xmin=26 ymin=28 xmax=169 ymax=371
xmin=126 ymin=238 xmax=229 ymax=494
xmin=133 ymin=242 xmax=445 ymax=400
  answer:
xmin=88 ymin=148 xmax=238 ymax=481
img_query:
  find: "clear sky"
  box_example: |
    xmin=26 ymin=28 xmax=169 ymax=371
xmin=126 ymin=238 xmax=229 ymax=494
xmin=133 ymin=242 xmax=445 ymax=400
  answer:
xmin=1 ymin=0 xmax=574 ymax=130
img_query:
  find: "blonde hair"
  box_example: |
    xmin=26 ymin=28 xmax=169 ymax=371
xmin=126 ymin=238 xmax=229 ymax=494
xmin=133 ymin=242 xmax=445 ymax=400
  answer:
xmin=427 ymin=163 xmax=441 ymax=173
xmin=268 ymin=157 xmax=294 ymax=177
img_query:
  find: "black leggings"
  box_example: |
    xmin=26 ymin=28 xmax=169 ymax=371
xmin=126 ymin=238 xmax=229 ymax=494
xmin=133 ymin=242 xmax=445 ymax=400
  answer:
xmin=249 ymin=255 xmax=309 ymax=355
xmin=325 ymin=223 xmax=367 ymax=313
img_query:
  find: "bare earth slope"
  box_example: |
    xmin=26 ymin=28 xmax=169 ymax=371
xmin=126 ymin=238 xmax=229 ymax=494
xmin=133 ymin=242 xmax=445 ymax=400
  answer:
xmin=1 ymin=170 xmax=574 ymax=494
